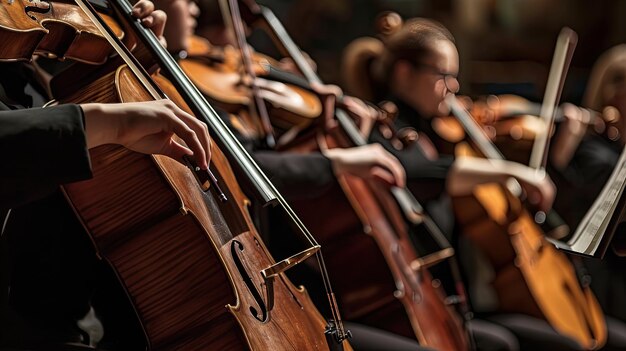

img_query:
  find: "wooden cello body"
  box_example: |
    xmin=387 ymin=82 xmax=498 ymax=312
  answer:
xmin=453 ymin=174 xmax=607 ymax=349
xmin=284 ymin=125 xmax=470 ymax=351
xmin=29 ymin=0 xmax=353 ymax=347
xmin=57 ymin=64 xmax=337 ymax=350
xmin=446 ymin=96 xmax=607 ymax=349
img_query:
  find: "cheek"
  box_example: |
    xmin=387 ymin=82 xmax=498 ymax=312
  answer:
xmin=423 ymin=79 xmax=447 ymax=111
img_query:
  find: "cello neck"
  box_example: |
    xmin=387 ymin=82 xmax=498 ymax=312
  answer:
xmin=96 ymin=0 xmax=352 ymax=343
xmin=108 ymin=0 xmax=279 ymax=204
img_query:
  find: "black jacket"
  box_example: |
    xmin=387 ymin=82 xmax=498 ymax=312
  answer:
xmin=0 ymin=64 xmax=142 ymax=349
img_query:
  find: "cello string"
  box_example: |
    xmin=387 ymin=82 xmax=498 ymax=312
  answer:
xmin=77 ymin=0 xmax=351 ymax=340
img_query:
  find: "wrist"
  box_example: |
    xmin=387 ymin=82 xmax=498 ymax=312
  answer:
xmin=81 ymin=103 xmax=115 ymax=148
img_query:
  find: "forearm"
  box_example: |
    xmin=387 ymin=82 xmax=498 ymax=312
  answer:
xmin=446 ymin=157 xmax=532 ymax=196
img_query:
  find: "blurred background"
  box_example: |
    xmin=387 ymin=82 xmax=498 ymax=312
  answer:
xmin=250 ymin=0 xmax=626 ymax=105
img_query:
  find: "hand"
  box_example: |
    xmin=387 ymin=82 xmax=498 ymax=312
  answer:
xmin=338 ymin=96 xmax=379 ymax=137
xmin=81 ymin=99 xmax=211 ymax=170
xmin=514 ymin=169 xmax=556 ymax=212
xmin=323 ymin=144 xmax=406 ymax=187
xmin=550 ymin=103 xmax=587 ymax=169
xmin=132 ymin=0 xmax=168 ymax=48
xmin=447 ymin=157 xmax=556 ymax=211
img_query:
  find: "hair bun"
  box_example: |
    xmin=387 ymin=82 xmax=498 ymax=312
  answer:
xmin=375 ymin=11 xmax=403 ymax=37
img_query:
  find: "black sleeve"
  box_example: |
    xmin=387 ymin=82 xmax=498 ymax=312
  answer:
xmin=0 ymin=104 xmax=92 ymax=208
xmin=370 ymin=129 xmax=453 ymax=181
xmin=213 ymin=109 xmax=337 ymax=201
xmin=253 ymin=151 xmax=335 ymax=200
xmin=370 ymin=129 xmax=453 ymax=202
xmin=562 ymin=134 xmax=619 ymax=200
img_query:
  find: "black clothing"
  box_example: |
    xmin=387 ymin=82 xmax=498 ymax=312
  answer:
xmin=549 ymin=131 xmax=626 ymax=326
xmin=0 ymin=104 xmax=91 ymax=209
xmin=216 ymin=112 xmax=337 ymax=201
xmin=0 ymin=64 xmax=144 ymax=350
xmin=550 ymin=132 xmax=621 ymax=230
xmin=369 ymin=95 xmax=626 ymax=350
xmin=254 ymin=150 xmax=336 ymax=200
xmin=369 ymin=98 xmax=454 ymax=205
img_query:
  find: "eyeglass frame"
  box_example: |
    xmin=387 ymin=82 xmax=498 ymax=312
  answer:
xmin=410 ymin=62 xmax=460 ymax=94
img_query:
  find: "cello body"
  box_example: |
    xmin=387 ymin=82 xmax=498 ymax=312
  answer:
xmin=281 ymin=123 xmax=470 ymax=351
xmin=58 ymin=63 xmax=342 ymax=350
xmin=452 ymin=144 xmax=607 ymax=350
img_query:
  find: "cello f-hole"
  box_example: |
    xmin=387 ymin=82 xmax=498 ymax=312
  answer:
xmin=231 ymin=239 xmax=273 ymax=322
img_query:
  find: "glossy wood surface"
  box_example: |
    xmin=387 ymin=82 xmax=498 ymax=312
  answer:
xmin=61 ymin=65 xmax=341 ymax=350
xmin=283 ymin=125 xmax=469 ymax=351
xmin=453 ymin=144 xmax=607 ymax=350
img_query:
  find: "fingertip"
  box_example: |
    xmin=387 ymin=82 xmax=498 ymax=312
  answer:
xmin=131 ymin=3 xmax=144 ymax=17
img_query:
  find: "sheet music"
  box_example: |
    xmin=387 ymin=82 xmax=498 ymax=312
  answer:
xmin=567 ymin=145 xmax=626 ymax=256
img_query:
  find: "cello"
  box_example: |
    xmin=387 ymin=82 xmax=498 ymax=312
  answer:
xmin=0 ymin=0 xmax=123 ymax=63
xmin=29 ymin=0 xmax=353 ymax=348
xmin=208 ymin=1 xmax=473 ymax=350
xmin=443 ymin=28 xmax=605 ymax=350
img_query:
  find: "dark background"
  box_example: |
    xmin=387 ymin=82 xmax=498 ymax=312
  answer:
xmin=252 ymin=0 xmax=626 ymax=104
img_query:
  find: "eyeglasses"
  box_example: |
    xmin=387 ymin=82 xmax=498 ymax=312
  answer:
xmin=413 ymin=63 xmax=460 ymax=94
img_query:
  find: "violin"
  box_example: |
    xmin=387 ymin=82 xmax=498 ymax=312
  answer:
xmin=229 ymin=1 xmax=472 ymax=350
xmin=178 ymin=35 xmax=322 ymax=140
xmin=465 ymin=95 xmax=621 ymax=146
xmin=433 ymin=94 xmax=622 ymax=165
xmin=0 ymin=0 xmax=123 ymax=63
xmin=21 ymin=0 xmax=353 ymax=349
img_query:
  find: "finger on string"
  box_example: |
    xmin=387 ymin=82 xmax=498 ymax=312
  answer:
xmin=132 ymin=0 xmax=154 ymax=18
xmin=171 ymin=106 xmax=211 ymax=168
xmin=148 ymin=10 xmax=167 ymax=38
xmin=163 ymin=139 xmax=194 ymax=165
xmin=381 ymin=154 xmax=406 ymax=187
xmin=170 ymin=118 xmax=207 ymax=170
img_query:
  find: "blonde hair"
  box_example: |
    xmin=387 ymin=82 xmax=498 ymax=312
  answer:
xmin=583 ymin=44 xmax=626 ymax=111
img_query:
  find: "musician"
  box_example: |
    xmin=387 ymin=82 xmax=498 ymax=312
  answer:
xmin=0 ymin=2 xmax=212 ymax=350
xmin=152 ymin=2 xmax=455 ymax=351
xmin=344 ymin=15 xmax=626 ymax=350
xmin=160 ymin=1 xmax=544 ymax=349
xmin=553 ymin=44 xmax=626 ymax=330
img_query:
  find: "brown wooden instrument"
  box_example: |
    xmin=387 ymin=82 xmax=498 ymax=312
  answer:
xmin=447 ymin=96 xmax=607 ymax=350
xmin=179 ymin=35 xmax=322 ymax=136
xmin=220 ymin=1 xmax=472 ymax=350
xmin=0 ymin=0 xmax=123 ymax=63
xmin=453 ymin=94 xmax=622 ymax=164
xmin=39 ymin=0 xmax=353 ymax=349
